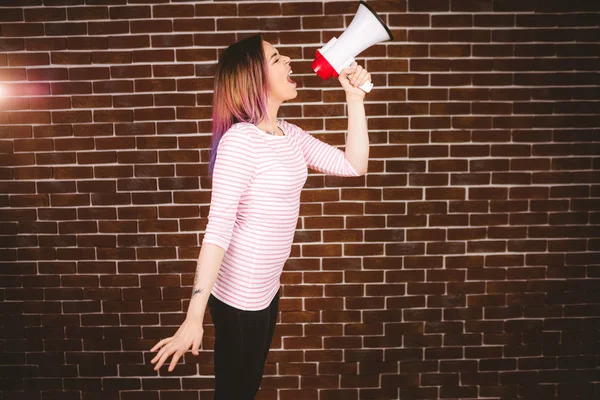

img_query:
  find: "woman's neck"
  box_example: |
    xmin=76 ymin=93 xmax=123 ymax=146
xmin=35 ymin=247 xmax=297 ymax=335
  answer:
xmin=257 ymin=101 xmax=281 ymax=133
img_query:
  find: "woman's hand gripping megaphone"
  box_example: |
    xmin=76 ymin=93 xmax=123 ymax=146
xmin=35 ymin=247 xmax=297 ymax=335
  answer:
xmin=311 ymin=0 xmax=393 ymax=95
xmin=339 ymin=61 xmax=372 ymax=100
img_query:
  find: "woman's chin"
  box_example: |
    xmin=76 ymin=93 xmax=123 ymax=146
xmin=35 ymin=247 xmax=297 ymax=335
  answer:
xmin=272 ymin=86 xmax=298 ymax=103
xmin=283 ymin=89 xmax=298 ymax=102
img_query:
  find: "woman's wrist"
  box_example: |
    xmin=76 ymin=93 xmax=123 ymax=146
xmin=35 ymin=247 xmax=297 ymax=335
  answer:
xmin=346 ymin=95 xmax=365 ymax=104
xmin=186 ymin=293 xmax=208 ymax=320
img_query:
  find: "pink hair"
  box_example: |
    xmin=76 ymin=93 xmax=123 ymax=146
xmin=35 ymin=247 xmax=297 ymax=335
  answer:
xmin=209 ymin=34 xmax=270 ymax=175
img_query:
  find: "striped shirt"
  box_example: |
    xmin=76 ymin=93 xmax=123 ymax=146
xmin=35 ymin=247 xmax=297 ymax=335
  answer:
xmin=202 ymin=119 xmax=361 ymax=310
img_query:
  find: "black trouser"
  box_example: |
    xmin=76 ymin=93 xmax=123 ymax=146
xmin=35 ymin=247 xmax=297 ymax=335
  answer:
xmin=207 ymin=292 xmax=279 ymax=400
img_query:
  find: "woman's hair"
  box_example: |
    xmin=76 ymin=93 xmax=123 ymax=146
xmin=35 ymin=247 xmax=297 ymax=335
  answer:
xmin=209 ymin=34 xmax=270 ymax=175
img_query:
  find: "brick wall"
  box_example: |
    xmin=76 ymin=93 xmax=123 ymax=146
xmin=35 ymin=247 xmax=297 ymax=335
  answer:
xmin=1 ymin=0 xmax=599 ymax=399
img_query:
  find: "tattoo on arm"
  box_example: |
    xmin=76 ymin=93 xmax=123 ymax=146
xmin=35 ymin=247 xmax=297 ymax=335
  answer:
xmin=191 ymin=268 xmax=203 ymax=298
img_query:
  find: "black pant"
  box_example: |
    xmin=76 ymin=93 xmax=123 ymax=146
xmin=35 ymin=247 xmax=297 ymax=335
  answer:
xmin=207 ymin=292 xmax=279 ymax=400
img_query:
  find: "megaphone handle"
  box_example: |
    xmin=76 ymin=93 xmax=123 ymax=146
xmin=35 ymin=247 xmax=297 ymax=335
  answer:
xmin=358 ymin=81 xmax=373 ymax=93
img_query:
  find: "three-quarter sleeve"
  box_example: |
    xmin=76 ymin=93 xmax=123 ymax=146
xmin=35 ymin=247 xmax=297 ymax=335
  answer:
xmin=202 ymin=129 xmax=256 ymax=252
xmin=290 ymin=122 xmax=362 ymax=177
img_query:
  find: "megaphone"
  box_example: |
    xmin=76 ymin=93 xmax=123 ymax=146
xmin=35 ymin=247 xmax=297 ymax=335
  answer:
xmin=312 ymin=0 xmax=394 ymax=93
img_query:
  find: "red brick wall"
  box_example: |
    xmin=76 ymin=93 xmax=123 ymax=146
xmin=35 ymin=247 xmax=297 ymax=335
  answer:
xmin=1 ymin=1 xmax=599 ymax=399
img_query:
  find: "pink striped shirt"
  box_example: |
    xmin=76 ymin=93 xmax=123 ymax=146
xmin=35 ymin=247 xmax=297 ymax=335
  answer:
xmin=202 ymin=119 xmax=361 ymax=310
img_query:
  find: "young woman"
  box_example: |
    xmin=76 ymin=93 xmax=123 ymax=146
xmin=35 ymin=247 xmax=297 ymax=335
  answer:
xmin=150 ymin=33 xmax=371 ymax=399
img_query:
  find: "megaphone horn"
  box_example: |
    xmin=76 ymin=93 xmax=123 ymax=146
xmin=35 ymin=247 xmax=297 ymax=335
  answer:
xmin=312 ymin=0 xmax=394 ymax=93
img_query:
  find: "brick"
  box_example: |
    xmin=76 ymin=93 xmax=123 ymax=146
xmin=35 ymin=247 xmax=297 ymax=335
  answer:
xmin=21 ymin=98 xmax=59 ymax=113
xmin=8 ymin=53 xmax=49 ymax=67
xmin=67 ymin=6 xmax=108 ymax=21
xmin=27 ymin=68 xmax=68 ymax=81
xmin=303 ymin=15 xmax=344 ymax=30
xmin=110 ymin=6 xmax=150 ymax=20
xmin=24 ymin=8 xmax=66 ymax=22
xmin=151 ymin=34 xmax=193 ymax=48
xmin=94 ymin=110 xmax=133 ymax=123
xmin=239 ymin=3 xmax=281 ymax=16
xmin=49 ymin=51 xmax=89 ymax=65
xmin=108 ymin=35 xmax=150 ymax=49
xmin=88 ymin=21 xmax=129 ymax=35
xmin=452 ymin=0 xmax=493 ymax=11
xmin=194 ymin=3 xmax=237 ymax=17
xmin=68 ymin=67 xmax=109 ymax=81
xmin=93 ymin=81 xmax=133 ymax=94
xmin=130 ymin=20 xmax=173 ymax=34
xmin=194 ymin=33 xmax=236 ymax=47
xmin=113 ymin=95 xmax=152 ymax=108
xmin=0 ymin=8 xmax=23 ymax=22
xmin=110 ymin=65 xmax=151 ymax=79
xmin=91 ymin=51 xmax=131 ymax=64
xmin=25 ymin=38 xmax=66 ymax=51
xmin=153 ymin=4 xmax=194 ymax=18
xmin=174 ymin=18 xmax=217 ymax=32
xmin=45 ymin=22 xmax=87 ymax=36
xmin=0 ymin=22 xmax=44 ymax=37
xmin=408 ymin=0 xmax=450 ymax=12
xmin=469 ymin=187 xmax=508 ymax=200
xmin=175 ymin=49 xmax=216 ymax=62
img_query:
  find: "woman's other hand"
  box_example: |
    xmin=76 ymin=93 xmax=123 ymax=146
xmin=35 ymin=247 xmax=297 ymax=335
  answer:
xmin=150 ymin=317 xmax=204 ymax=372
xmin=338 ymin=61 xmax=371 ymax=101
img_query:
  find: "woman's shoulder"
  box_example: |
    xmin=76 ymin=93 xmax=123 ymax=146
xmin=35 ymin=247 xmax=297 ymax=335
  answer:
xmin=278 ymin=119 xmax=304 ymax=137
xmin=226 ymin=122 xmax=258 ymax=135
xmin=218 ymin=123 xmax=259 ymax=152
xmin=222 ymin=122 xmax=263 ymax=140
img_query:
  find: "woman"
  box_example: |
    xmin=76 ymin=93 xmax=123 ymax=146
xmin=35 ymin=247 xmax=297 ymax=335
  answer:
xmin=150 ymin=33 xmax=371 ymax=399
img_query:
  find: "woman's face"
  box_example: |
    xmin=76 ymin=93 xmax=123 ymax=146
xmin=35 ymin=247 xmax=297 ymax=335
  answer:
xmin=262 ymin=40 xmax=297 ymax=104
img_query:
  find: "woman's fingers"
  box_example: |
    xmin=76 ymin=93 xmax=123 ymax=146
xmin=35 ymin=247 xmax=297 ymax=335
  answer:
xmin=350 ymin=65 xmax=364 ymax=86
xmin=347 ymin=66 xmax=361 ymax=83
xmin=342 ymin=62 xmax=358 ymax=77
xmin=149 ymin=319 xmax=203 ymax=372
xmin=151 ymin=341 xmax=170 ymax=364
xmin=150 ymin=337 xmax=172 ymax=354
xmin=191 ymin=337 xmax=201 ymax=356
xmin=151 ymin=343 xmax=170 ymax=365
xmin=344 ymin=68 xmax=357 ymax=82
xmin=342 ymin=63 xmax=371 ymax=88
xmin=168 ymin=351 xmax=184 ymax=372
xmin=356 ymin=71 xmax=371 ymax=87
xmin=154 ymin=344 xmax=177 ymax=371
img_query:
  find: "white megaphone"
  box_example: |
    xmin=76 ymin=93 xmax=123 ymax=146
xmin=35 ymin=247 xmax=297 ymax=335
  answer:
xmin=312 ymin=0 xmax=394 ymax=93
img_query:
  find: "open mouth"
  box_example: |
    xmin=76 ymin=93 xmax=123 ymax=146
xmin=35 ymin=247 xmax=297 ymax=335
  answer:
xmin=287 ymin=70 xmax=296 ymax=86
